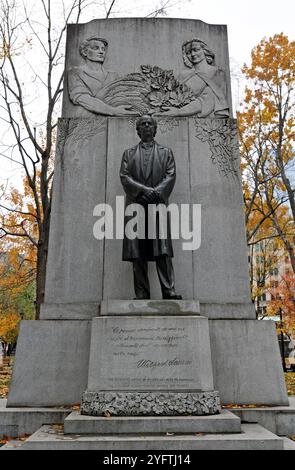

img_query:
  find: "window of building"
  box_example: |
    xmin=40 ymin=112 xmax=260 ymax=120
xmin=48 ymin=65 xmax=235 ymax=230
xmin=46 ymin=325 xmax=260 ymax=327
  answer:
xmin=270 ymin=267 xmax=279 ymax=276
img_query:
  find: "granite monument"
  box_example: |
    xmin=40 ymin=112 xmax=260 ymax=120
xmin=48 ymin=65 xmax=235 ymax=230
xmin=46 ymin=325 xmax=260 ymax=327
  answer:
xmin=7 ymin=18 xmax=288 ymax=413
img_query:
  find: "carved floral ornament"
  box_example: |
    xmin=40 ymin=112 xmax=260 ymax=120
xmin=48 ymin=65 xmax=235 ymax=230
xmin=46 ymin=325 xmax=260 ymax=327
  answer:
xmin=81 ymin=390 xmax=221 ymax=416
xmin=67 ymin=37 xmax=230 ymax=118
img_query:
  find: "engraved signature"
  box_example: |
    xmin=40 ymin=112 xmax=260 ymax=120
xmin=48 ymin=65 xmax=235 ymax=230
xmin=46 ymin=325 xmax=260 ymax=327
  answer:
xmin=136 ymin=357 xmax=192 ymax=369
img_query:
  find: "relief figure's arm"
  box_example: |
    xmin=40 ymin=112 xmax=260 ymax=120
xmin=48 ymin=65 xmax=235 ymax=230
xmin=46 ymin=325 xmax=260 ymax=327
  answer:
xmin=73 ymin=93 xmax=122 ymax=116
xmin=68 ymin=69 xmax=133 ymax=116
xmin=161 ymin=88 xmax=214 ymax=117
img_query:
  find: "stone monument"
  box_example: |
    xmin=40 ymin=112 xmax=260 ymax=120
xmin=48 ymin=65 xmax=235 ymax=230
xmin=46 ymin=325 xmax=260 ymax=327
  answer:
xmin=7 ymin=17 xmax=288 ymax=416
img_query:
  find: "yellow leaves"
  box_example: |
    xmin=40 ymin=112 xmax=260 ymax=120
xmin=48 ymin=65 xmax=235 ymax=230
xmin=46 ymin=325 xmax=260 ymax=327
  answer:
xmin=0 ymin=174 xmax=38 ymax=273
xmin=244 ymin=87 xmax=253 ymax=104
xmin=239 ymin=34 xmax=294 ymax=257
xmin=0 ymin=311 xmax=21 ymax=343
xmin=241 ymin=34 xmax=295 ymax=115
xmin=285 ymin=373 xmax=295 ymax=396
xmin=0 ymin=359 xmax=13 ymax=399
xmin=276 ymin=327 xmax=287 ymax=335
xmin=244 ymin=34 xmax=295 ymax=85
xmin=71 ymin=404 xmax=81 ymax=410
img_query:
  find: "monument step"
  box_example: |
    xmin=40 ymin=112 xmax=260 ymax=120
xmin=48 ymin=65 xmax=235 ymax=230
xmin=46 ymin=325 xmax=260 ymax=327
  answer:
xmin=64 ymin=410 xmax=241 ymax=434
xmin=228 ymin=397 xmax=295 ymax=436
xmin=0 ymin=399 xmax=71 ymax=439
xmin=100 ymin=299 xmax=200 ymax=316
xmin=17 ymin=423 xmax=284 ymax=450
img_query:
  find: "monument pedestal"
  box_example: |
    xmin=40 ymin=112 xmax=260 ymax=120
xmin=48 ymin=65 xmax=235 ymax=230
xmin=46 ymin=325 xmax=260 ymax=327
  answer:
xmin=81 ymin=301 xmax=221 ymax=417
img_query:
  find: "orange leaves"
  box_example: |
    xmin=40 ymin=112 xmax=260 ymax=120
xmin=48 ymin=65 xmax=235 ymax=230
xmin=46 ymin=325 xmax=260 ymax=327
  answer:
xmin=0 ymin=174 xmax=38 ymax=267
xmin=239 ymin=33 xmax=295 ymax=259
xmin=0 ymin=175 xmax=37 ymax=338
xmin=0 ymin=311 xmax=21 ymax=344
xmin=269 ymin=275 xmax=295 ymax=332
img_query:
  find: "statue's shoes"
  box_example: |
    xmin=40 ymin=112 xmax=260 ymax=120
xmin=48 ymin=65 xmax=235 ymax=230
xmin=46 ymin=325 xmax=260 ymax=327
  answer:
xmin=162 ymin=293 xmax=182 ymax=300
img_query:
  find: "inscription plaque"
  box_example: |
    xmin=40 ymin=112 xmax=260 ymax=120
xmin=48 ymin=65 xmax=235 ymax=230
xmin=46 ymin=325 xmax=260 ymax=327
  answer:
xmin=87 ymin=316 xmax=214 ymax=392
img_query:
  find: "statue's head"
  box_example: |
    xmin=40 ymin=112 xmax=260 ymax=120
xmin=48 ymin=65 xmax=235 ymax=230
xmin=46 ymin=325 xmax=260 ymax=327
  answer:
xmin=136 ymin=115 xmax=157 ymax=141
xmin=182 ymin=38 xmax=215 ymax=68
xmin=79 ymin=37 xmax=108 ymax=63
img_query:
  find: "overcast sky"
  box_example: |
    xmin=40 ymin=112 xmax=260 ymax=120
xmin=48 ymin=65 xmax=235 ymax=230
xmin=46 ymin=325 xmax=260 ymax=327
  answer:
xmin=95 ymin=0 xmax=294 ymax=68
xmin=0 ymin=0 xmax=294 ymax=185
xmin=168 ymin=0 xmax=294 ymax=64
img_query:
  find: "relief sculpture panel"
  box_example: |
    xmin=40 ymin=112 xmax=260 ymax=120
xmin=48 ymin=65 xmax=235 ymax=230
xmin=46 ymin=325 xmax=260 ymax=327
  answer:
xmin=67 ymin=37 xmax=229 ymax=118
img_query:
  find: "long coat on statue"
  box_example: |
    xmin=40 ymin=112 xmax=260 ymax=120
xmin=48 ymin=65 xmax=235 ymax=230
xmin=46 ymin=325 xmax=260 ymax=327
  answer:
xmin=120 ymin=141 xmax=176 ymax=261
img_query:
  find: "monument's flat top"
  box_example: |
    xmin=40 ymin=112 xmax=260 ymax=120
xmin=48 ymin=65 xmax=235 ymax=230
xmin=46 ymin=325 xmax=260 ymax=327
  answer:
xmin=68 ymin=17 xmax=227 ymax=27
xmin=100 ymin=299 xmax=200 ymax=316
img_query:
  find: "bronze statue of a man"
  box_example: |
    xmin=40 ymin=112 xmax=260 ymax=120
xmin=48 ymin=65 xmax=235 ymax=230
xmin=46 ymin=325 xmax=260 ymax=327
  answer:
xmin=120 ymin=115 xmax=182 ymax=300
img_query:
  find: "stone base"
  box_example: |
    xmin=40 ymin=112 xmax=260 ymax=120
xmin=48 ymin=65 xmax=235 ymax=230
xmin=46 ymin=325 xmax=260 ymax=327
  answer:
xmin=7 ymin=320 xmax=91 ymax=407
xmin=65 ymin=409 xmax=240 ymax=434
xmin=4 ymin=423 xmax=284 ymax=450
xmin=86 ymin=315 xmax=214 ymax=392
xmin=81 ymin=391 xmax=220 ymax=417
xmin=2 ymin=398 xmax=295 ymax=440
xmin=100 ymin=299 xmax=200 ymax=316
xmin=209 ymin=319 xmax=289 ymax=405
xmin=228 ymin=397 xmax=295 ymax=436
xmin=7 ymin=316 xmax=289 ymax=407
xmin=40 ymin=302 xmax=99 ymax=319
xmin=0 ymin=399 xmax=71 ymax=439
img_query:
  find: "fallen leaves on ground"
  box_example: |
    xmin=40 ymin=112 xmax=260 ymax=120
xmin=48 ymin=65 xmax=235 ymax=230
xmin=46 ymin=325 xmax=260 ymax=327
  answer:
xmin=0 ymin=359 xmax=13 ymax=398
xmin=222 ymin=404 xmax=273 ymax=409
xmin=0 ymin=434 xmax=30 ymax=445
xmin=71 ymin=404 xmax=81 ymax=410
xmin=285 ymin=373 xmax=295 ymax=396
xmin=51 ymin=424 xmax=64 ymax=431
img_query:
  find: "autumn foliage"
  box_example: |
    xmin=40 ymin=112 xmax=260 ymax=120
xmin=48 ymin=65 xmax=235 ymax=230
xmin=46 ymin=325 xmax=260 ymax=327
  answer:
xmin=0 ymin=176 xmax=37 ymax=345
xmin=268 ymin=275 xmax=295 ymax=335
xmin=238 ymin=33 xmax=295 ymax=330
xmin=239 ymin=33 xmax=295 ymax=273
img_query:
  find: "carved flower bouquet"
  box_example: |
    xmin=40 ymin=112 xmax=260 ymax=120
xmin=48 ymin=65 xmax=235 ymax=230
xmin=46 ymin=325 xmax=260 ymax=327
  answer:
xmin=140 ymin=65 xmax=195 ymax=113
xmin=100 ymin=65 xmax=195 ymax=114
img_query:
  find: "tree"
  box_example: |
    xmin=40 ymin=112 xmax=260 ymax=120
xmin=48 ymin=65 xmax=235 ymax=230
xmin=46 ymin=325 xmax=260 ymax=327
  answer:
xmin=238 ymin=34 xmax=295 ymax=274
xmin=0 ymin=0 xmax=189 ymax=318
xmin=0 ymin=244 xmax=35 ymax=350
xmin=0 ymin=0 xmax=87 ymax=318
xmin=268 ymin=275 xmax=295 ymax=335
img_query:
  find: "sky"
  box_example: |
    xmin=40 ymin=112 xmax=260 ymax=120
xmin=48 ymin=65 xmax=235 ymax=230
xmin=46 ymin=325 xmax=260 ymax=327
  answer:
xmin=169 ymin=0 xmax=294 ymax=64
xmin=0 ymin=0 xmax=294 ymax=185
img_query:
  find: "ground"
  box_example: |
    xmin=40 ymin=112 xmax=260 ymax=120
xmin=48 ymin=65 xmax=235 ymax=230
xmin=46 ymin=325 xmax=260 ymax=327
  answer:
xmin=285 ymin=372 xmax=295 ymax=396
xmin=0 ymin=357 xmax=13 ymax=399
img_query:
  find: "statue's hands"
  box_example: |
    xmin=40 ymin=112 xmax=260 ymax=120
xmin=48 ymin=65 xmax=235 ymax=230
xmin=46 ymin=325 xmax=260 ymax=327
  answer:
xmin=138 ymin=188 xmax=160 ymax=204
